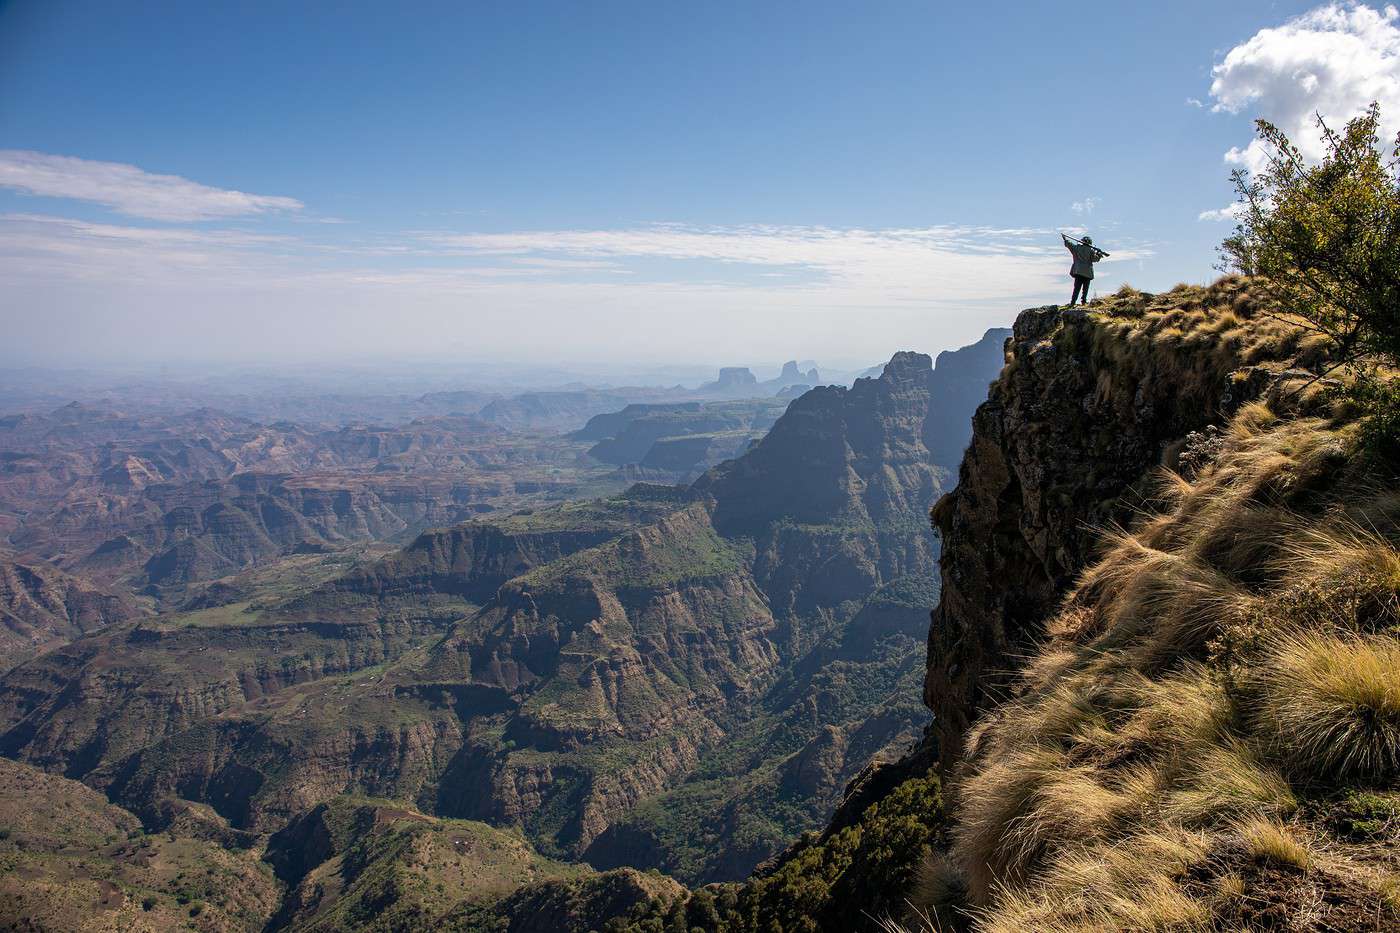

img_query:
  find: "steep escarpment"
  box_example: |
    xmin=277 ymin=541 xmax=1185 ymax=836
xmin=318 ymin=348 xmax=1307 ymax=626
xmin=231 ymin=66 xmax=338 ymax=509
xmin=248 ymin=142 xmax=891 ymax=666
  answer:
xmin=926 ymin=281 xmax=1330 ymax=763
xmin=428 ymin=503 xmax=781 ymax=855
xmin=692 ymin=350 xmax=960 ymax=628
xmin=698 ymin=351 xmax=950 ymax=537
xmin=902 ymin=282 xmax=1400 ymax=931
xmin=0 ymin=613 xmax=442 ymax=781
xmin=567 ymin=350 xmax=977 ymax=880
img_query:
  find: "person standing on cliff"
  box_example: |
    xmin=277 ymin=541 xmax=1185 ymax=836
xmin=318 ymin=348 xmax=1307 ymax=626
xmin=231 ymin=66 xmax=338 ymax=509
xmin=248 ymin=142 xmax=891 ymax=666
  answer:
xmin=1062 ymin=233 xmax=1107 ymax=306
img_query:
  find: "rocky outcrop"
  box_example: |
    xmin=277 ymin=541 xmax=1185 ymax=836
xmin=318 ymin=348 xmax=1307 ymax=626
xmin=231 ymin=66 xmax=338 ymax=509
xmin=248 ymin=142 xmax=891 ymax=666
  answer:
xmin=774 ymin=360 xmax=820 ymax=389
xmin=701 ymin=368 xmax=759 ymax=395
xmin=925 ymin=327 xmax=1012 ymax=468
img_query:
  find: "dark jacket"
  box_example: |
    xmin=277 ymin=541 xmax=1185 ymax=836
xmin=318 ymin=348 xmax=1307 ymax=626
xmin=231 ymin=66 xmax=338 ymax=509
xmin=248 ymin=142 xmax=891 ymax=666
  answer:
xmin=1065 ymin=239 xmax=1103 ymax=278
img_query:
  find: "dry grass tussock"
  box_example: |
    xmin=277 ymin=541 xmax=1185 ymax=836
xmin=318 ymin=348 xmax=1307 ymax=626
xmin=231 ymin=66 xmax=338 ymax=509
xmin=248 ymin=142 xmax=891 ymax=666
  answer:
xmin=1082 ymin=277 xmax=1335 ymax=405
xmin=895 ymin=315 xmax=1400 ymax=930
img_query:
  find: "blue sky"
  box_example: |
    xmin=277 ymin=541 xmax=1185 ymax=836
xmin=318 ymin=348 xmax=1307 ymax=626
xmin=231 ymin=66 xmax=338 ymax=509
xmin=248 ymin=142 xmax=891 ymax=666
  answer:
xmin=2 ymin=0 xmax=1396 ymax=369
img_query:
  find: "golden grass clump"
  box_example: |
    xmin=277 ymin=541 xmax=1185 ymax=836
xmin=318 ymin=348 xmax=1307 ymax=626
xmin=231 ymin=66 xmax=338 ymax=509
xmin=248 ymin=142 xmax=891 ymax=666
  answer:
xmin=952 ymin=745 xmax=1069 ymax=899
xmin=1083 ymin=276 xmax=1328 ymax=410
xmin=1115 ymin=666 xmax=1232 ymax=750
xmin=1236 ymin=817 xmax=1313 ymax=870
xmin=1158 ymin=738 xmax=1297 ymax=826
xmin=973 ymin=829 xmax=1214 ymax=933
xmin=1250 ymin=632 xmax=1400 ymax=782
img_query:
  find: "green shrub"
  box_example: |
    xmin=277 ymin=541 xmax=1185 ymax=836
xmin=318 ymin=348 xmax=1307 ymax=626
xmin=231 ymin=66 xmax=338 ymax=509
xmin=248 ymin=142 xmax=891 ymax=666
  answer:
xmin=1222 ymin=103 xmax=1400 ymax=373
xmin=1352 ymin=376 xmax=1400 ymax=459
xmin=1220 ymin=103 xmax=1400 ymax=445
xmin=607 ymin=773 xmax=945 ymax=933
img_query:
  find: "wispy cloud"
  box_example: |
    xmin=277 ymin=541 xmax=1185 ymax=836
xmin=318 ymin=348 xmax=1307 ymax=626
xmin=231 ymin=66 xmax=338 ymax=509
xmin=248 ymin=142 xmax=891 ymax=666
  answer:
xmin=412 ymin=223 xmax=1152 ymax=300
xmin=1071 ymin=197 xmax=1100 ymax=214
xmin=0 ymin=150 xmax=303 ymax=222
xmin=510 ymin=257 xmax=628 ymax=271
xmin=1 ymin=213 xmax=1153 ymax=297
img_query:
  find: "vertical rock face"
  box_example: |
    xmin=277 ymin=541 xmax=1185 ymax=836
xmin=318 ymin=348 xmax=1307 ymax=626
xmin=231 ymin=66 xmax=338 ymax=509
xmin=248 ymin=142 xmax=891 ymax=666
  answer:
xmin=925 ymin=303 xmax=1293 ymax=764
xmin=924 ymin=327 xmax=1012 ymax=468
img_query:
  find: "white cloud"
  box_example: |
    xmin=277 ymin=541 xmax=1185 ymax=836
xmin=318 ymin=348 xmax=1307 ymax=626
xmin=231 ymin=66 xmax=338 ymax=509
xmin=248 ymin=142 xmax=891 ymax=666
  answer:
xmin=1198 ymin=203 xmax=1244 ymax=222
xmin=1209 ymin=3 xmax=1400 ymax=175
xmin=1186 ymin=97 xmax=1204 ymax=107
xmin=0 ymin=150 xmax=303 ymax=222
xmin=1071 ymin=197 xmax=1100 ymax=214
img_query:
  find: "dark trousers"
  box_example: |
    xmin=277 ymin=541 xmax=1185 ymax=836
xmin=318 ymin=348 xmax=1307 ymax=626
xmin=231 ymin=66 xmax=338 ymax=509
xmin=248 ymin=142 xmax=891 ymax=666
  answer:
xmin=1070 ymin=274 xmax=1091 ymax=305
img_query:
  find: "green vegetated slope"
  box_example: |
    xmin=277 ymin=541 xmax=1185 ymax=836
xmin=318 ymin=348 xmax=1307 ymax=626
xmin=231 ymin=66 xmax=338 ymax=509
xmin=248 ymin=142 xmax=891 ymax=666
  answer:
xmin=591 ymin=278 xmax=1400 ymax=932
xmin=263 ymin=795 xmax=591 ymax=931
xmin=0 ymin=756 xmax=280 ymax=931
